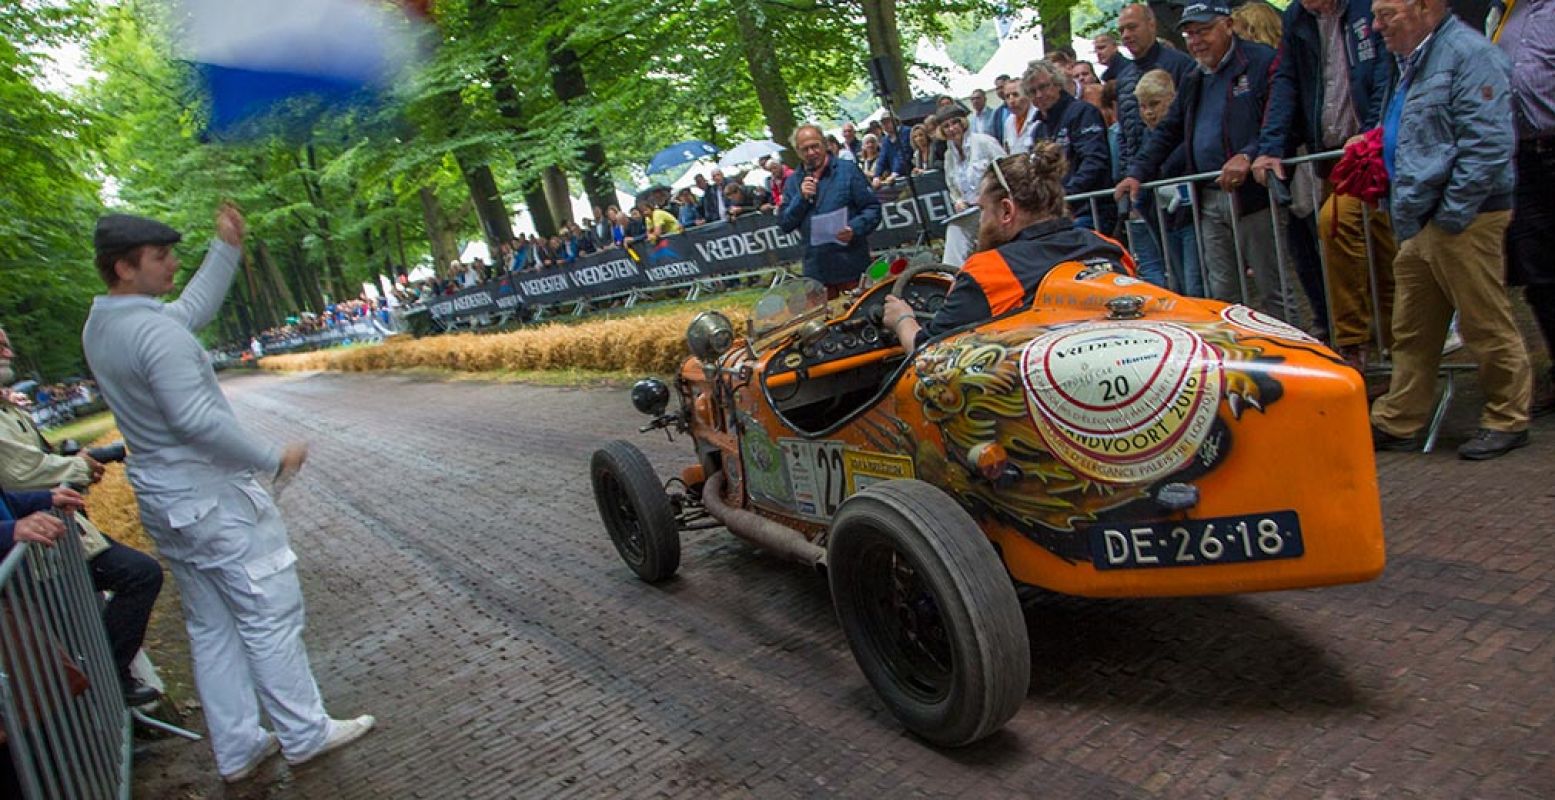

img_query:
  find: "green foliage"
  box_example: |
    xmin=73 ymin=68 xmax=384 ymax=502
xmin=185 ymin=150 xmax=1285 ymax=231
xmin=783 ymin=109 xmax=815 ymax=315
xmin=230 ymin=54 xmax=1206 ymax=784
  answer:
xmin=6 ymin=0 xmax=1102 ymax=378
xmin=0 ymin=1 xmax=103 ymax=381
xmin=942 ymin=13 xmax=1001 ymax=74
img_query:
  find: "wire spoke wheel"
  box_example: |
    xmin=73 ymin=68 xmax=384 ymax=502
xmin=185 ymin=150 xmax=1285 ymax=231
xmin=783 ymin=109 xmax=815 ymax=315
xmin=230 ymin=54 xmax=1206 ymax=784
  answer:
xmin=591 ymin=441 xmax=680 ymax=583
xmin=829 ymin=480 xmax=1029 ymax=747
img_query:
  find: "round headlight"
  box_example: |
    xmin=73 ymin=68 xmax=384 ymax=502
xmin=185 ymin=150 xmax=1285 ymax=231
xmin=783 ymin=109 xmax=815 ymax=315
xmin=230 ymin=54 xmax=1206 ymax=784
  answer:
xmin=631 ymin=378 xmax=670 ymax=416
xmin=686 ymin=311 xmax=735 ymax=362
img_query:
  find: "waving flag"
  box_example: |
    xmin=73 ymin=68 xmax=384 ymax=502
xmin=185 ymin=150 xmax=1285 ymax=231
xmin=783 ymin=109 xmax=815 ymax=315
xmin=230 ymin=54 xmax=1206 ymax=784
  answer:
xmin=178 ymin=0 xmax=427 ymax=138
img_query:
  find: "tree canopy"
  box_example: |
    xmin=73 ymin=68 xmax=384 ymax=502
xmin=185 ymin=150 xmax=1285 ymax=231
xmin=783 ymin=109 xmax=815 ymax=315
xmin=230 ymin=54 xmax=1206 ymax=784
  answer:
xmin=4 ymin=0 xmax=1086 ymax=380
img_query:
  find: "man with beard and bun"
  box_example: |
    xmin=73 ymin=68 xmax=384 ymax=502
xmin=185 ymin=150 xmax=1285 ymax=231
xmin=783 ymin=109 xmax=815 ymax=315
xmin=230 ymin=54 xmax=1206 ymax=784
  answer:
xmin=882 ymin=143 xmax=1137 ymax=350
xmin=779 ymin=123 xmax=883 ymax=297
xmin=82 ymin=205 xmax=374 ymax=783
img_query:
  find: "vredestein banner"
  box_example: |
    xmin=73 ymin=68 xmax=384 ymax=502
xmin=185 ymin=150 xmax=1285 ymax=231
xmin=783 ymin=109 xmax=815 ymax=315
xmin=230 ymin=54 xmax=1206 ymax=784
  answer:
xmin=430 ymin=170 xmax=953 ymax=321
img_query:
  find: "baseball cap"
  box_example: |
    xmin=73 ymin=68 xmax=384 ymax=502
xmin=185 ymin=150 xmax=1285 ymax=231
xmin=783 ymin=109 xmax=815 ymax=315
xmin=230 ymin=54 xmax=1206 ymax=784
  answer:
xmin=1178 ymin=2 xmax=1232 ymax=28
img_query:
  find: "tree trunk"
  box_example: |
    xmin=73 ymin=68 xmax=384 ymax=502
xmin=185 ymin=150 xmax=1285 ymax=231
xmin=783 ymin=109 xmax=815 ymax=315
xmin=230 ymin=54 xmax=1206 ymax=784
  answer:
xmin=731 ymin=0 xmax=798 ymax=166
xmin=546 ymin=42 xmax=617 ymax=216
xmin=486 ymin=58 xmax=558 ymax=238
xmin=861 ymin=0 xmax=912 ymax=110
xmin=419 ymin=187 xmax=460 ymax=272
xmin=255 ymin=240 xmax=298 ymax=318
xmin=459 ymin=158 xmax=514 ymax=245
xmin=1042 ymin=7 xmax=1072 ymax=57
xmin=286 ymin=241 xmax=325 ymax=311
xmin=239 ymin=250 xmax=275 ymax=330
xmin=299 ymin=144 xmax=347 ymax=297
xmin=542 ymin=166 xmax=573 ymax=228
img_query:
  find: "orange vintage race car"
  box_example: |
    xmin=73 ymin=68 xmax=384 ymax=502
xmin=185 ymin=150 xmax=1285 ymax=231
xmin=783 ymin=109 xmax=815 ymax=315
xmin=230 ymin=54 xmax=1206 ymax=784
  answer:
xmin=591 ymin=259 xmax=1385 ymax=747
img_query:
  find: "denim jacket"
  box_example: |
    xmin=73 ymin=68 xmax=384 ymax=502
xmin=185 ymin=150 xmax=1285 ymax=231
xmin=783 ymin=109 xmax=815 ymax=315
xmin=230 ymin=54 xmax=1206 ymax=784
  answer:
xmin=1383 ymin=14 xmax=1515 ymax=241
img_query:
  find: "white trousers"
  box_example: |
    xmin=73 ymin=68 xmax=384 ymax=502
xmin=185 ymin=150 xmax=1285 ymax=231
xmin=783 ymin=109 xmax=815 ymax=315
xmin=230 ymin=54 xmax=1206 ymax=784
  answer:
xmin=148 ymin=480 xmax=331 ymax=774
xmin=942 ymin=212 xmax=980 ymax=268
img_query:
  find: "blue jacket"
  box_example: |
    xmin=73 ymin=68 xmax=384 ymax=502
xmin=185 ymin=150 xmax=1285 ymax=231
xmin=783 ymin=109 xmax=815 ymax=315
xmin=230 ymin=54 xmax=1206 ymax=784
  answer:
xmin=1035 ymin=91 xmax=1113 ymax=200
xmin=1 ymin=489 xmax=55 ymax=553
xmin=1116 ymin=42 xmax=1198 ymax=170
xmin=1258 ymin=0 xmax=1392 ymax=158
xmin=779 ymin=156 xmax=883 ymax=286
xmin=877 ymin=127 xmax=912 ymax=178
xmin=1129 ymin=37 xmax=1280 ymax=214
xmin=1383 ymin=14 xmax=1514 ymax=241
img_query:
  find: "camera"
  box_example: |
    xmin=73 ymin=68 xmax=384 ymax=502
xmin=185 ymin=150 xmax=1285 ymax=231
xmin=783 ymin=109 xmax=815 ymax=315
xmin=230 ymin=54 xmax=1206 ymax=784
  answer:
xmin=59 ymin=440 xmax=128 ymax=463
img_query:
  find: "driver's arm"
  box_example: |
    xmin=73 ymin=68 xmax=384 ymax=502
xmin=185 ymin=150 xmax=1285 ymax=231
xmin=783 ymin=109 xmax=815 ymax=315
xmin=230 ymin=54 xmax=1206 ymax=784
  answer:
xmin=884 ymin=273 xmax=993 ymax=350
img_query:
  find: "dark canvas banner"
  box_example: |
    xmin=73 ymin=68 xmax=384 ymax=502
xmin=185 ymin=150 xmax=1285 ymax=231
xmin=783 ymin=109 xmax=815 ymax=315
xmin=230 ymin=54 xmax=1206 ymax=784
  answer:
xmin=437 ymin=171 xmax=954 ymax=320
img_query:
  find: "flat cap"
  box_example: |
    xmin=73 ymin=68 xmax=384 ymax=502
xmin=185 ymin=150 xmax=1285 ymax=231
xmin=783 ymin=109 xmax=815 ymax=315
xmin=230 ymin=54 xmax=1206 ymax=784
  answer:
xmin=94 ymin=213 xmax=182 ymax=258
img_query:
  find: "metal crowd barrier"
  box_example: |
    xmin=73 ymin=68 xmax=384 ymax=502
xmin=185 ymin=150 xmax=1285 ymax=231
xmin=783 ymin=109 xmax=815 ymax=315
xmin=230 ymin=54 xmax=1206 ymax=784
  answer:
xmin=1067 ymin=148 xmax=1480 ymax=452
xmin=1 ymin=512 xmax=130 ymax=800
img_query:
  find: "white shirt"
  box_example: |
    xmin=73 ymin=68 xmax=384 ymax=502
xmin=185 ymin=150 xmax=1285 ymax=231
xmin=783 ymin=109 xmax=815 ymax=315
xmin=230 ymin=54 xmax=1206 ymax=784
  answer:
xmin=82 ymin=240 xmax=281 ymax=518
xmin=943 ymin=132 xmax=1007 ymax=206
xmin=1003 ymin=105 xmax=1040 ymax=154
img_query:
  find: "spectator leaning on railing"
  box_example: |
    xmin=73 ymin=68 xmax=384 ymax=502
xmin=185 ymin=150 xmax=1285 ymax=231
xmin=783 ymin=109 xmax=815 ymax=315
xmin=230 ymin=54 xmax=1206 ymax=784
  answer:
xmin=0 ymin=327 xmax=164 ymax=706
xmin=1253 ymin=0 xmax=1396 ymax=371
xmin=1115 ymin=3 xmax=1198 ymax=174
xmin=1367 ymin=0 xmax=1532 ymax=460
xmin=1024 ymin=59 xmax=1114 ymax=233
xmin=0 ymin=486 xmax=85 ymax=553
xmin=1117 ymin=2 xmax=1305 ymax=323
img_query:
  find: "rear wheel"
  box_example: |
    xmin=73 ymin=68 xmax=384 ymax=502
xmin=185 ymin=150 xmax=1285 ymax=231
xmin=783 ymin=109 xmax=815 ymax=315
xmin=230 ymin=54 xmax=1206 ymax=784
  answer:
xmin=828 ymin=480 xmax=1029 ymax=746
xmin=591 ymin=441 xmax=680 ymax=582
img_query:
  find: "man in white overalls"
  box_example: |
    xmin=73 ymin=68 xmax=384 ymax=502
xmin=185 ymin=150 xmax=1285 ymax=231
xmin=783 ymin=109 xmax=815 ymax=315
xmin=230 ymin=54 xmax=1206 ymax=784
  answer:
xmin=82 ymin=205 xmax=373 ymax=783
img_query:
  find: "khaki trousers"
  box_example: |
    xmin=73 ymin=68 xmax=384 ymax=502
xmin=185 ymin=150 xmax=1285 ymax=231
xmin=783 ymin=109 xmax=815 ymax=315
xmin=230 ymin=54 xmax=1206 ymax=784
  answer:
xmin=1319 ymin=191 xmax=1397 ymax=348
xmin=1371 ymin=211 xmax=1531 ymax=435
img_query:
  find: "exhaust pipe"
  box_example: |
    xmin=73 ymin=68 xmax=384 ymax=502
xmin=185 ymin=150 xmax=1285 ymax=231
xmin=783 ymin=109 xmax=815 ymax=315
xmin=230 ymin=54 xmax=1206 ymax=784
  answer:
xmin=701 ymin=471 xmax=826 ymax=567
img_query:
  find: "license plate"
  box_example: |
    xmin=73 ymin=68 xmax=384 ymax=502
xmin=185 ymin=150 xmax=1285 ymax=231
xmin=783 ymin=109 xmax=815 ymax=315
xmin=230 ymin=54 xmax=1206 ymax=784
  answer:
xmin=1090 ymin=511 xmax=1303 ymax=570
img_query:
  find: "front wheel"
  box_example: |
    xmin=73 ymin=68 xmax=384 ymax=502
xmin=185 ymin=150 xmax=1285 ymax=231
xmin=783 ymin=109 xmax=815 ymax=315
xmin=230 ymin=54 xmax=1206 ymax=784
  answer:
xmin=590 ymin=440 xmax=680 ymax=582
xmin=828 ymin=480 xmax=1030 ymax=747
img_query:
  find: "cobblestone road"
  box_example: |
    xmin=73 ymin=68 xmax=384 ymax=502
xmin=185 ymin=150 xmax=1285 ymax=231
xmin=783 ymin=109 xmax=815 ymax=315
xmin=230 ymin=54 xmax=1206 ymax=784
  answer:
xmin=131 ymin=371 xmax=1555 ymax=799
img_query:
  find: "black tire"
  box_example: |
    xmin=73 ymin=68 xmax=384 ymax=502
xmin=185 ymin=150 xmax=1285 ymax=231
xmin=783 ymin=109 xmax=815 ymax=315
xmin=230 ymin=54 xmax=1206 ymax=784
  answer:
xmin=828 ymin=480 xmax=1030 ymax=747
xmin=590 ymin=440 xmax=681 ymax=583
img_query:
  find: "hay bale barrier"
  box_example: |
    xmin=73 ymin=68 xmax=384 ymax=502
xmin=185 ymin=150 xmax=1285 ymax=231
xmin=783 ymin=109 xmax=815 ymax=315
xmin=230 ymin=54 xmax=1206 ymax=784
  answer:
xmin=261 ymin=307 xmax=750 ymax=378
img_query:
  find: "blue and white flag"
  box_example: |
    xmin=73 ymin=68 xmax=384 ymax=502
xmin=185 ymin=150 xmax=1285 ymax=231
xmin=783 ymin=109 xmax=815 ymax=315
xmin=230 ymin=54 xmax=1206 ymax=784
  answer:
xmin=177 ymin=0 xmax=427 ymax=138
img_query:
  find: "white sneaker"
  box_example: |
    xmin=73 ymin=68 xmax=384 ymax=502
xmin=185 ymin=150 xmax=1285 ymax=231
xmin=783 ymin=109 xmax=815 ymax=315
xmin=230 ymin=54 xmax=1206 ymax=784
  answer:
xmin=286 ymin=715 xmax=376 ymax=767
xmin=221 ymin=732 xmax=280 ymax=783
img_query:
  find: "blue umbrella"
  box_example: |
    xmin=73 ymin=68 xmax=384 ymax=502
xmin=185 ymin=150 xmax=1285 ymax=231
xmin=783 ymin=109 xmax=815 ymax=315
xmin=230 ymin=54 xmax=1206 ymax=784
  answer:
xmin=647 ymin=139 xmax=719 ymax=175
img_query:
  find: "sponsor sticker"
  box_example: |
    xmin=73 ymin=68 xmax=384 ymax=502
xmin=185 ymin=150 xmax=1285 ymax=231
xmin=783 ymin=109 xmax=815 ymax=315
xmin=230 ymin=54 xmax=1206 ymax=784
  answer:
xmin=843 ymin=450 xmax=916 ymax=494
xmin=782 ymin=439 xmax=847 ymax=519
xmin=1219 ymin=305 xmax=1318 ymax=343
xmin=1020 ymin=321 xmax=1224 ymax=484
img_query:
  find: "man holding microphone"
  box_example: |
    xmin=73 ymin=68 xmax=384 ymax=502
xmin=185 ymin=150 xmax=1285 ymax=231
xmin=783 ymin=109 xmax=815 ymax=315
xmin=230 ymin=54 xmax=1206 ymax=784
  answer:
xmin=779 ymin=123 xmax=883 ymax=298
xmin=82 ymin=205 xmax=373 ymax=783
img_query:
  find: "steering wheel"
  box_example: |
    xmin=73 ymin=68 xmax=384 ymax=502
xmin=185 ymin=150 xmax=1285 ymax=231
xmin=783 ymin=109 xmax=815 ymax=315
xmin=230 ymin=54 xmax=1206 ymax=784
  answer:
xmin=892 ymin=262 xmax=953 ymax=297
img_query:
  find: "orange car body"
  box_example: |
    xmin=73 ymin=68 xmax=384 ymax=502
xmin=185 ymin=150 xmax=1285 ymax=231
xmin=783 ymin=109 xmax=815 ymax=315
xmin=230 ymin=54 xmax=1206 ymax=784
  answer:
xmin=677 ymin=263 xmax=1386 ymax=598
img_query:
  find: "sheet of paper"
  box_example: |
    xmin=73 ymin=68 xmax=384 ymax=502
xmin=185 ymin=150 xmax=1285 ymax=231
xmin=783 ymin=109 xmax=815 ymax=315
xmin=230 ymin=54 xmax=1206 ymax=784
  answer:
xmin=945 ymin=204 xmax=981 ymax=224
xmin=810 ymin=208 xmax=849 ymax=246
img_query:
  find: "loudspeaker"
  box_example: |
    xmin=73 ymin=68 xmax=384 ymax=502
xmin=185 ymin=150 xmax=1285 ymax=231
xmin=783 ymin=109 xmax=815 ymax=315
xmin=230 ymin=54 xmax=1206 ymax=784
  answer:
xmin=867 ymin=55 xmax=901 ymax=101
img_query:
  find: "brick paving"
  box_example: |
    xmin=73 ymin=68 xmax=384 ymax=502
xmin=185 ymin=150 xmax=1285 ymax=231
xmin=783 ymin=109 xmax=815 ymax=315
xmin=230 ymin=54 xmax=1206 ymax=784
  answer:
xmin=129 ymin=370 xmax=1555 ymax=799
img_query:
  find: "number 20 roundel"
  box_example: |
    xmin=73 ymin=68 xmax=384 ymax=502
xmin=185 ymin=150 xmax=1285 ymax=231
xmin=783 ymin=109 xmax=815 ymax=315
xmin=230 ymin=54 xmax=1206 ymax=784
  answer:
xmin=1019 ymin=321 xmax=1224 ymax=485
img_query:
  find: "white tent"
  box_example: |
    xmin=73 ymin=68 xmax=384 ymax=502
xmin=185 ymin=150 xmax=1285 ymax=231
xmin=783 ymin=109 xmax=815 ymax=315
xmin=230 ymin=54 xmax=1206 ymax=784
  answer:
xmin=904 ymin=13 xmax=1098 ymax=103
xmin=458 ymin=240 xmax=490 ymax=263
